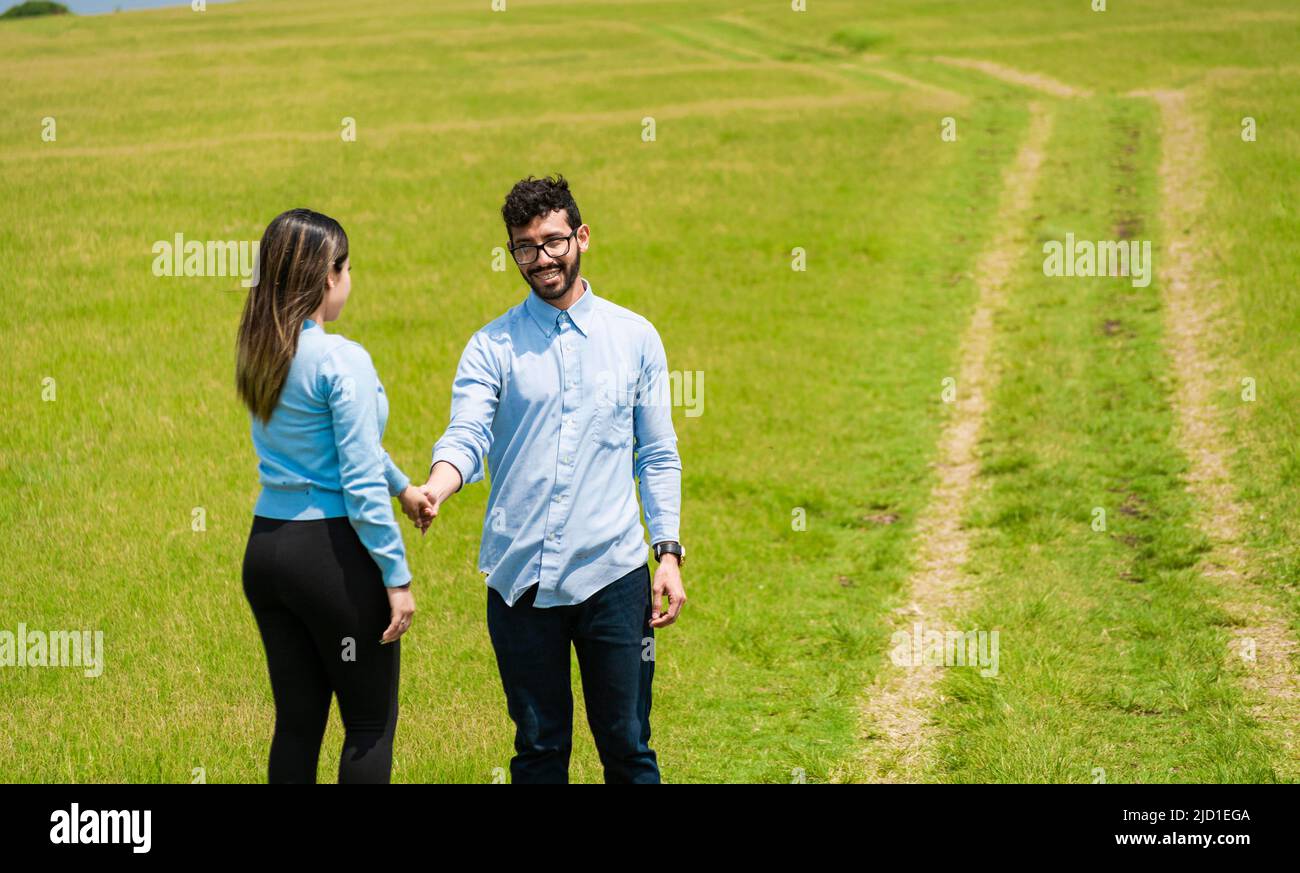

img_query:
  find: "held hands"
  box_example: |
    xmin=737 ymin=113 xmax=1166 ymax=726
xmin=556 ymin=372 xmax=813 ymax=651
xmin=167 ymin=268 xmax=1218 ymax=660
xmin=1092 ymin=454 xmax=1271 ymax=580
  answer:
xmin=650 ymin=555 xmax=687 ymax=628
xmin=397 ymin=485 xmax=435 ymax=536
xmin=410 ymin=461 xmax=462 ymax=534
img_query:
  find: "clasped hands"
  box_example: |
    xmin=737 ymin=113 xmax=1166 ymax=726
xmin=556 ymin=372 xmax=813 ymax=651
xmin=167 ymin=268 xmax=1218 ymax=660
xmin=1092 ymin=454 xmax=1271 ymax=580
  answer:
xmin=397 ymin=461 xmax=462 ymax=535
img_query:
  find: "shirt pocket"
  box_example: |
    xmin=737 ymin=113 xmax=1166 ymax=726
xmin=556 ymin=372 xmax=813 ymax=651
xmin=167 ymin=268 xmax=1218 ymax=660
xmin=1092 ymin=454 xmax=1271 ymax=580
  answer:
xmin=595 ymin=398 xmax=634 ymax=449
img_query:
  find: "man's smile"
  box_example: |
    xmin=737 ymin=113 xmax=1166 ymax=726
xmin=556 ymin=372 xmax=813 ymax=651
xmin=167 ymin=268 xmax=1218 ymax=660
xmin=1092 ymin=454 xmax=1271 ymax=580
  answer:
xmin=533 ymin=266 xmax=563 ymax=285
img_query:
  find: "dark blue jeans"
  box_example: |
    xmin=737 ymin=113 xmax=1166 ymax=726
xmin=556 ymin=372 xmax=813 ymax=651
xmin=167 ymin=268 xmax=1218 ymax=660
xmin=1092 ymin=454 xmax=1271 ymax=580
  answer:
xmin=486 ymin=564 xmax=660 ymax=784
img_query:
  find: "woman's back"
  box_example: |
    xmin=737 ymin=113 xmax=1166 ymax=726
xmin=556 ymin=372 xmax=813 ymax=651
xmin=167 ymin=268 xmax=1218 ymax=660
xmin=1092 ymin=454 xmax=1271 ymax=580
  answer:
xmin=249 ymin=318 xmax=410 ymax=588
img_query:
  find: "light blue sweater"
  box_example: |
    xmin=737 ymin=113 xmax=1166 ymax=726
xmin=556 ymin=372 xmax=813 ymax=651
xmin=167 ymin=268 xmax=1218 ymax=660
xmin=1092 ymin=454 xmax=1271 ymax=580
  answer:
xmin=250 ymin=319 xmax=412 ymax=588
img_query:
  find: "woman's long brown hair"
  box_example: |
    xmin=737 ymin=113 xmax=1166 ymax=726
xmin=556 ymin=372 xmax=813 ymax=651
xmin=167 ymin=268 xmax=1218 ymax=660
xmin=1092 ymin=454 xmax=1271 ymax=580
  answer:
xmin=236 ymin=209 xmax=348 ymax=423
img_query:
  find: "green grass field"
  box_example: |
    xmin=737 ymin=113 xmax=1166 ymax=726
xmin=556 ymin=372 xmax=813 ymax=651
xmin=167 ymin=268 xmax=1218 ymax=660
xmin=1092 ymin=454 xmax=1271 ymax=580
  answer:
xmin=1 ymin=0 xmax=1297 ymax=783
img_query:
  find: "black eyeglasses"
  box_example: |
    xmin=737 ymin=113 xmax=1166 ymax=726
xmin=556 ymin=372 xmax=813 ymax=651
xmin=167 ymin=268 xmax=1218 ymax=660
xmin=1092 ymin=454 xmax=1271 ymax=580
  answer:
xmin=510 ymin=231 xmax=577 ymax=265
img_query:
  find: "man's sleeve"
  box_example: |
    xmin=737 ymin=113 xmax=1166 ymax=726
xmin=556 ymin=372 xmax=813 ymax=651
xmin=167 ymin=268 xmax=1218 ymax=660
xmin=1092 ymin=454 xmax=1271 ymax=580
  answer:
xmin=431 ymin=330 xmax=501 ymax=488
xmin=633 ymin=324 xmax=682 ymax=544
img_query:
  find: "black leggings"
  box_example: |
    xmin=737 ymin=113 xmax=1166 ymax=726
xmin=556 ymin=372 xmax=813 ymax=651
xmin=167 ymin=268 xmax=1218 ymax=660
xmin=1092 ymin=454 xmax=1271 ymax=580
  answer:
xmin=242 ymin=515 xmax=400 ymax=784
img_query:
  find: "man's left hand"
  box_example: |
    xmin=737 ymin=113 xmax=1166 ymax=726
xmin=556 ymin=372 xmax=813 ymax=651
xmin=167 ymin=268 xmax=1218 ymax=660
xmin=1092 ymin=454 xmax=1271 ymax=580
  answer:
xmin=650 ymin=557 xmax=686 ymax=628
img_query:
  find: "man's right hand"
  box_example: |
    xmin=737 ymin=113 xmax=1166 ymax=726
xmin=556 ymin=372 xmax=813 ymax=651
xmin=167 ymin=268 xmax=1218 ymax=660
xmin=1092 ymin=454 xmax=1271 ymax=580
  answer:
xmin=397 ymin=485 xmax=434 ymax=528
xmin=416 ymin=461 xmax=463 ymax=533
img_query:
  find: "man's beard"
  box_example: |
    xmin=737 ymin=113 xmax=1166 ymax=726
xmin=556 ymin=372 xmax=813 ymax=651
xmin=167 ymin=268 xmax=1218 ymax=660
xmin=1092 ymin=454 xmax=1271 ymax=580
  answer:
xmin=526 ymin=252 xmax=581 ymax=301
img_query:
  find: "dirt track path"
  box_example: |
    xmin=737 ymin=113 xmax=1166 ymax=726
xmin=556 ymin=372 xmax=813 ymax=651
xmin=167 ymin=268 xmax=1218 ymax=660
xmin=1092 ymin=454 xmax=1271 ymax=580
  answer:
xmin=854 ymin=102 xmax=1054 ymax=782
xmin=844 ymin=52 xmax=1299 ymax=782
xmin=1141 ymin=86 xmax=1300 ymax=779
xmin=932 ymin=56 xmax=1092 ymax=99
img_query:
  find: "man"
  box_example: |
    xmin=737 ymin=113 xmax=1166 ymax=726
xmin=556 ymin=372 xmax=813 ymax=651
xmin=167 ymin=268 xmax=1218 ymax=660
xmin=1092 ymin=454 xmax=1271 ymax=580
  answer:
xmin=416 ymin=175 xmax=686 ymax=784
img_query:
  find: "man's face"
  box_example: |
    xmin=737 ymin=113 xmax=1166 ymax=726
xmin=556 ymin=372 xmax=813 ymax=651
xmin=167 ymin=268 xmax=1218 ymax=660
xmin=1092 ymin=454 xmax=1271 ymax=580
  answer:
xmin=509 ymin=209 xmax=589 ymax=300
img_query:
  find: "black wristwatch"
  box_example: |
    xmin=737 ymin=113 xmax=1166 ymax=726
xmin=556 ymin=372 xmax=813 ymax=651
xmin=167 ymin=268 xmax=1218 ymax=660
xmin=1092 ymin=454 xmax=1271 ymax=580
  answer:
xmin=653 ymin=541 xmax=685 ymax=566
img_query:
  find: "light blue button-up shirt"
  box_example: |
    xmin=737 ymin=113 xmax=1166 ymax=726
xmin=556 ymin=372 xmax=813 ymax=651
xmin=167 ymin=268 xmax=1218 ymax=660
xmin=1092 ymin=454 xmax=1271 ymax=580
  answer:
xmin=250 ymin=318 xmax=412 ymax=588
xmin=432 ymin=281 xmax=682 ymax=607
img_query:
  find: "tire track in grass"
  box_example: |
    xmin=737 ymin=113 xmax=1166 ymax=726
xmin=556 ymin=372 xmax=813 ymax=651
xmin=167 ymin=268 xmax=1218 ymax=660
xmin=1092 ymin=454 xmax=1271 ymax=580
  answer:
xmin=1140 ymin=86 xmax=1300 ymax=779
xmin=932 ymin=56 xmax=1092 ymax=100
xmin=0 ymin=91 xmax=903 ymax=163
xmin=913 ymin=96 xmax=1277 ymax=783
xmin=645 ymin=21 xmax=771 ymax=63
xmin=939 ymin=11 xmax=1300 ymax=51
xmin=835 ymin=63 xmax=972 ymax=106
xmin=644 ymin=17 xmax=966 ymax=106
xmin=854 ymin=103 xmax=1054 ymax=783
xmin=700 ymin=13 xmax=973 ymax=105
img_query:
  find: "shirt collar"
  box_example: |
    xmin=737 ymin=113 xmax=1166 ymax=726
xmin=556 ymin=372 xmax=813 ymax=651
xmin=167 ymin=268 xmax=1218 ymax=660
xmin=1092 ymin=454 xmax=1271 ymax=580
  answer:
xmin=302 ymin=318 xmax=321 ymax=332
xmin=524 ymin=278 xmax=596 ymax=338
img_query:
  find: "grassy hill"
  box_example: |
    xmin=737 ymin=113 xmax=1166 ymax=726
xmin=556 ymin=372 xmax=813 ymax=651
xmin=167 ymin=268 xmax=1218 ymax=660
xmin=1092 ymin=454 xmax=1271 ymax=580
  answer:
xmin=1 ymin=0 xmax=1296 ymax=782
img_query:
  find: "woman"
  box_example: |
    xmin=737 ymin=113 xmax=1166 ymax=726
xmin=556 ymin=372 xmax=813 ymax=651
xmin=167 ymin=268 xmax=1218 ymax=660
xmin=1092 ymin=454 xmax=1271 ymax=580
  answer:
xmin=236 ymin=208 xmax=431 ymax=783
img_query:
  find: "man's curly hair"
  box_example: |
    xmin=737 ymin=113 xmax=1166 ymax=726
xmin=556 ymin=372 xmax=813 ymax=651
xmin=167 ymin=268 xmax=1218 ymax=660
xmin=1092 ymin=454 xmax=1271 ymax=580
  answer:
xmin=501 ymin=175 xmax=582 ymax=234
